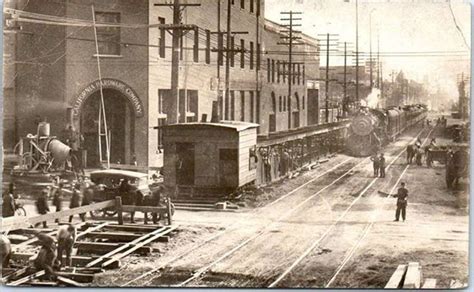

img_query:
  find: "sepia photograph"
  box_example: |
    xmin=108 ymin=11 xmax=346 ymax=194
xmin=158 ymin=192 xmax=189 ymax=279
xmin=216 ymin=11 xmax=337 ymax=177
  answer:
xmin=0 ymin=0 xmax=471 ymax=289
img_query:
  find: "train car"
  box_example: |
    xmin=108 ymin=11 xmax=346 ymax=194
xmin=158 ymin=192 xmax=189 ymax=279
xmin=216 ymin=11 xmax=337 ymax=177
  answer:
xmin=346 ymin=104 xmax=427 ymax=156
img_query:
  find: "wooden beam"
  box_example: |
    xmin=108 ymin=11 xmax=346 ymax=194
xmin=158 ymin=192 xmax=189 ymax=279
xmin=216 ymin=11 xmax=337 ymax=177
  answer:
xmin=55 ymin=272 xmax=94 ymax=283
xmin=76 ymin=242 xmax=152 ymax=256
xmin=116 ymin=197 xmax=123 ymax=225
xmin=76 ymin=222 xmax=110 ymax=239
xmin=403 ymin=262 xmax=421 ymax=289
xmin=81 ymin=231 xmax=169 ymax=242
xmin=14 ymin=222 xmax=88 ymax=248
xmin=1 ymin=267 xmax=29 ymax=283
xmin=422 ymin=278 xmax=437 ymax=289
xmin=85 ymin=226 xmax=168 ymax=267
xmin=11 ymin=253 xmax=120 ymax=269
xmin=8 ymin=270 xmax=45 ymax=286
xmin=101 ymin=225 xmax=179 ymax=268
xmin=102 ymin=224 xmax=165 ymax=233
xmin=57 ymin=276 xmax=89 ymax=287
xmin=2 ymin=200 xmax=115 ymax=231
xmin=121 ymin=205 xmax=169 ymax=214
xmin=385 ymin=264 xmax=407 ymax=289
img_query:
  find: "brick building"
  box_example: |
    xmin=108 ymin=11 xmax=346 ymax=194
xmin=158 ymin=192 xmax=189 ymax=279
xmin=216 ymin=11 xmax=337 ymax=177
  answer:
xmin=3 ymin=0 xmax=320 ymax=170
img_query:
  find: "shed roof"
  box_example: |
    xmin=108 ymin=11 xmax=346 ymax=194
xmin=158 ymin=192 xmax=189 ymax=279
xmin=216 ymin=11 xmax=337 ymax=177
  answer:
xmin=158 ymin=121 xmax=259 ymax=132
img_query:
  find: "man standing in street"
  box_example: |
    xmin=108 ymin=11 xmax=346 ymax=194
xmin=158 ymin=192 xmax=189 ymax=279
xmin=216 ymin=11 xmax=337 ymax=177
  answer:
xmin=393 ymin=182 xmax=408 ymax=222
xmin=379 ymin=153 xmax=386 ymax=178
xmin=35 ymin=189 xmax=50 ymax=228
xmin=370 ymin=152 xmax=380 ymax=177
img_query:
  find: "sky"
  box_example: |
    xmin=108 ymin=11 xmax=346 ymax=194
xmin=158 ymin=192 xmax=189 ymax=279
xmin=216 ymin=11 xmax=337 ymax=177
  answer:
xmin=265 ymin=0 xmax=471 ymax=97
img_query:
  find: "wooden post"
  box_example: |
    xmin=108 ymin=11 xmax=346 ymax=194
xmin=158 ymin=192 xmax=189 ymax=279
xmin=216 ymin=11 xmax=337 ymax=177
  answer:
xmin=115 ymin=196 xmax=123 ymax=225
xmin=166 ymin=198 xmax=173 ymax=225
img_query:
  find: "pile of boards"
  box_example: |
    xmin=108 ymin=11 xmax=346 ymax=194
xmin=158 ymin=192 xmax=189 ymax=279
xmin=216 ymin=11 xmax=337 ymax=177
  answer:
xmin=385 ymin=262 xmax=466 ymax=289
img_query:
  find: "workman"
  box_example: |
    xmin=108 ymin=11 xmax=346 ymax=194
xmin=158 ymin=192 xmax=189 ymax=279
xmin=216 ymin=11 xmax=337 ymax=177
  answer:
xmin=393 ymin=182 xmax=409 ymax=222
xmin=69 ymin=186 xmax=85 ymax=223
xmin=35 ymin=189 xmax=50 ymax=228
xmin=379 ymin=153 xmax=386 ymax=178
xmin=370 ymin=153 xmax=380 ymax=177
xmin=2 ymin=183 xmax=16 ymax=217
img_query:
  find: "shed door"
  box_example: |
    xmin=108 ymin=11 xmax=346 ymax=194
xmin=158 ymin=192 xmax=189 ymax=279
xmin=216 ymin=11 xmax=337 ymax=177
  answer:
xmin=219 ymin=149 xmax=238 ymax=187
xmin=176 ymin=143 xmax=195 ymax=185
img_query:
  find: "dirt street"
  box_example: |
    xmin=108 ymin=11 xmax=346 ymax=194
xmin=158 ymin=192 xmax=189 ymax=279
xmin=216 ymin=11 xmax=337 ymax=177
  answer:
xmin=91 ymin=124 xmax=468 ymax=288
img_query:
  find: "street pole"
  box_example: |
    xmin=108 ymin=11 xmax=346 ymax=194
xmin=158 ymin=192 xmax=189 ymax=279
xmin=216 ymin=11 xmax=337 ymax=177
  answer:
xmin=377 ymin=33 xmax=380 ymax=88
xmin=369 ymin=10 xmax=373 ymax=88
xmin=224 ymin=0 xmax=232 ymax=121
xmin=325 ymin=33 xmax=330 ymax=123
xmin=343 ymin=42 xmax=347 ymax=114
xmin=288 ymin=12 xmax=293 ymax=129
xmin=170 ymin=0 xmax=181 ymax=124
xmin=355 ymin=0 xmax=359 ymax=105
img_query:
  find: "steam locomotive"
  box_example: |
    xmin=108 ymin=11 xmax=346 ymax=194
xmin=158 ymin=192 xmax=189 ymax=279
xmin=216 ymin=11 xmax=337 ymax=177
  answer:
xmin=346 ymin=104 xmax=428 ymax=156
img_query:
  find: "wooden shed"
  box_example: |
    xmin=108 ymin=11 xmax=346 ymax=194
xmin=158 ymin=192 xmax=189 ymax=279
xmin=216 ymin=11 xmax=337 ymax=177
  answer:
xmin=161 ymin=121 xmax=259 ymax=197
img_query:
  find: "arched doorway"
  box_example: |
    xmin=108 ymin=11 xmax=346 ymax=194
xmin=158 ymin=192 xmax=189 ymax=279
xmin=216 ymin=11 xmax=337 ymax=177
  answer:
xmin=80 ymin=89 xmax=135 ymax=167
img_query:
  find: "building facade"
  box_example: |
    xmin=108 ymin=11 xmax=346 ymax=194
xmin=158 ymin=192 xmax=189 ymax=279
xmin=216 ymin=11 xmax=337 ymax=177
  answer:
xmin=4 ymin=0 xmax=320 ymax=170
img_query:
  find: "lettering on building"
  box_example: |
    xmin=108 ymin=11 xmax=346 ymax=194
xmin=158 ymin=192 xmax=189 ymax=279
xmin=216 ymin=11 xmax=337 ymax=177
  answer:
xmin=73 ymin=79 xmax=144 ymax=117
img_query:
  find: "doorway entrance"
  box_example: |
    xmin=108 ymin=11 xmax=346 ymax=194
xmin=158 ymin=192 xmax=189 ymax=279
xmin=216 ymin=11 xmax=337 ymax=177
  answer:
xmin=176 ymin=143 xmax=195 ymax=185
xmin=80 ymin=89 xmax=135 ymax=167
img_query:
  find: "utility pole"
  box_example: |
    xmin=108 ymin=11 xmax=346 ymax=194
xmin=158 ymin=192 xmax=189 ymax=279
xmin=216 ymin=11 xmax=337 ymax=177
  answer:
xmin=376 ymin=33 xmax=380 ymax=88
xmin=279 ymin=11 xmax=302 ymax=129
xmin=155 ymin=0 xmax=200 ymax=124
xmin=355 ymin=0 xmax=359 ymax=105
xmin=224 ymin=0 xmax=232 ymax=121
xmin=343 ymin=42 xmax=348 ymax=114
xmin=325 ymin=34 xmax=330 ymax=122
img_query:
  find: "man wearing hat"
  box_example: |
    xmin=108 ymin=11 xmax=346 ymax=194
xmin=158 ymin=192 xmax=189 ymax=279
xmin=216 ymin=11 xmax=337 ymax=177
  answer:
xmin=392 ymin=182 xmax=409 ymax=222
xmin=35 ymin=189 xmax=50 ymax=228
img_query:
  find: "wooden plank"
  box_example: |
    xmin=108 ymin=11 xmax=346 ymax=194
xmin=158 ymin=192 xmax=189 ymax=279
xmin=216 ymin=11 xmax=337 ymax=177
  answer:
xmin=422 ymin=278 xmax=437 ymax=289
xmin=450 ymin=279 xmax=465 ymax=288
xmin=121 ymin=205 xmax=169 ymax=213
xmin=56 ymin=272 xmax=94 ymax=283
xmin=116 ymin=197 xmax=123 ymax=225
xmin=82 ymin=231 xmax=169 ymax=242
xmin=101 ymin=225 xmax=179 ymax=268
xmin=8 ymin=270 xmax=45 ymax=286
xmin=102 ymin=224 xmax=165 ymax=233
xmin=1 ymin=267 xmax=29 ymax=283
xmin=76 ymin=242 xmax=152 ymax=255
xmin=85 ymin=226 xmax=167 ymax=267
xmin=2 ymin=200 xmax=115 ymax=231
xmin=403 ymin=262 xmax=421 ymax=289
xmin=57 ymin=276 xmax=89 ymax=287
xmin=385 ymin=264 xmax=407 ymax=288
xmin=14 ymin=222 xmax=88 ymax=248
xmin=11 ymin=253 xmax=120 ymax=269
xmin=76 ymin=222 xmax=110 ymax=239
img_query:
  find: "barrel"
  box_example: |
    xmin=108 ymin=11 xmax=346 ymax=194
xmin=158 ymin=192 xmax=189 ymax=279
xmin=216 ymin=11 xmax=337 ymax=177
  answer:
xmin=39 ymin=138 xmax=71 ymax=165
xmin=37 ymin=122 xmax=50 ymax=137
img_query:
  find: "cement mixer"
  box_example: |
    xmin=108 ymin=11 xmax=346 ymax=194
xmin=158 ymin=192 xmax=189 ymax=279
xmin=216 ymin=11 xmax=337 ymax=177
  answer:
xmin=13 ymin=122 xmax=78 ymax=174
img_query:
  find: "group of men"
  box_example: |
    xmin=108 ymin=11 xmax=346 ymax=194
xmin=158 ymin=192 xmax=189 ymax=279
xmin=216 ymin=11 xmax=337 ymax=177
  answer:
xmin=370 ymin=153 xmax=386 ymax=178
xmin=1 ymin=223 xmax=77 ymax=280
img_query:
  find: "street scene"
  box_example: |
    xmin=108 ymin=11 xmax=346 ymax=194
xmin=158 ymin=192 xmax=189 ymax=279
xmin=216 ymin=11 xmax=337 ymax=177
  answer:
xmin=1 ymin=0 xmax=470 ymax=289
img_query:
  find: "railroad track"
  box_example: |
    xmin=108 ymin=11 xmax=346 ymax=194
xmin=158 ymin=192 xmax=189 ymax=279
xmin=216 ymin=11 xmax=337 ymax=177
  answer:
xmin=123 ymin=127 xmax=429 ymax=287
xmin=121 ymin=156 xmax=360 ymax=286
xmin=267 ymin=127 xmax=435 ymax=288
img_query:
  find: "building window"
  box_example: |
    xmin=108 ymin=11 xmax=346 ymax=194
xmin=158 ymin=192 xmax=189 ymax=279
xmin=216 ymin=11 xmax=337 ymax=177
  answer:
xmin=218 ymin=33 xmax=224 ymax=66
xmin=205 ymin=29 xmax=211 ymax=64
xmin=250 ymin=0 xmax=254 ymax=13
xmin=295 ymin=93 xmax=300 ymax=110
xmin=230 ymin=91 xmax=235 ymax=120
xmin=193 ymin=27 xmax=199 ymax=62
xmin=277 ymin=60 xmax=280 ymax=83
xmin=95 ymin=12 xmax=120 ymax=56
xmin=271 ymin=92 xmax=276 ymax=113
xmin=250 ymin=41 xmax=254 ymax=70
xmin=302 ymin=95 xmax=305 ymax=110
xmin=279 ymin=96 xmax=282 ymax=112
xmin=256 ymin=91 xmax=260 ymax=124
xmin=282 ymin=62 xmax=286 ymax=83
xmin=267 ymin=58 xmax=270 ymax=82
xmin=283 ymin=96 xmax=287 ymax=111
xmin=288 ymin=96 xmax=291 ymax=110
xmin=249 ymin=91 xmax=254 ymax=122
xmin=292 ymin=64 xmax=296 ymax=84
xmin=271 ymin=59 xmax=275 ymax=83
xmin=302 ymin=64 xmax=305 ymax=83
xmin=256 ymin=43 xmax=261 ymax=70
xmin=240 ymin=91 xmax=245 ymax=121
xmin=158 ymin=17 xmax=165 ymax=58
xmin=297 ymin=64 xmax=301 ymax=85
xmin=231 ymin=36 xmax=235 ymax=67
xmin=240 ymin=0 xmax=245 ymax=9
xmin=179 ymin=34 xmax=184 ymax=60
xmin=240 ymin=39 xmax=245 ymax=69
